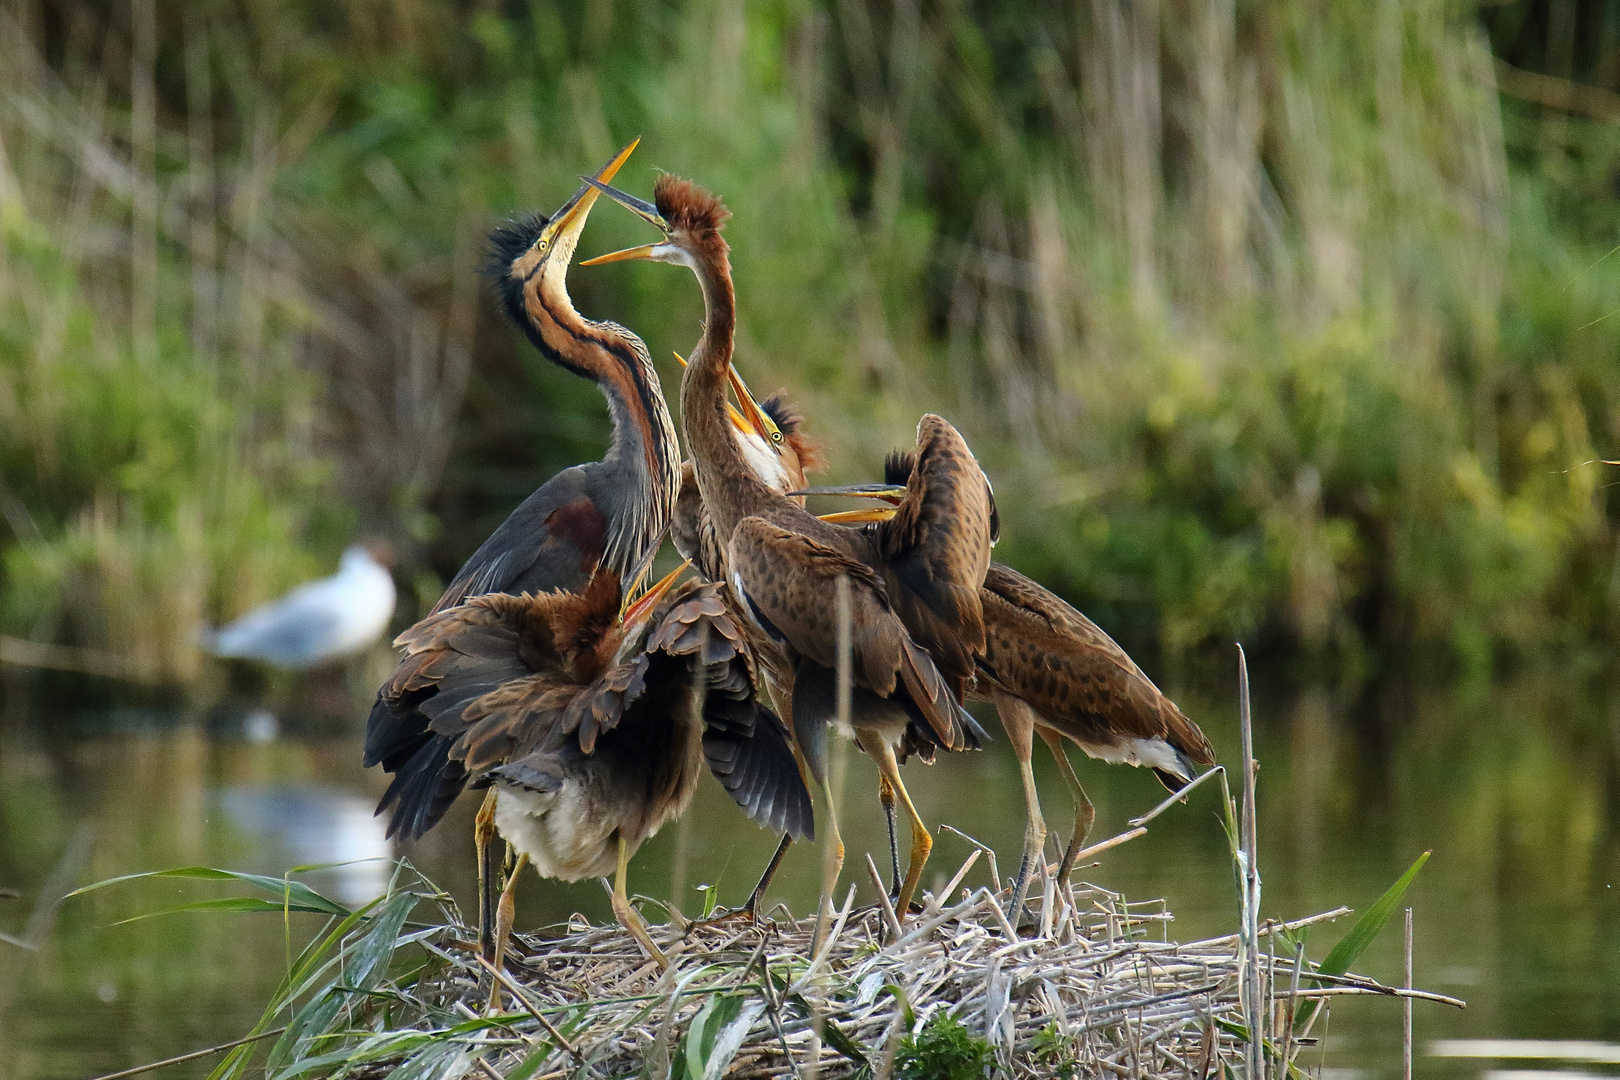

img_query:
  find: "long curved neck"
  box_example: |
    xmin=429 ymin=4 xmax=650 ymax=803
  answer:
xmin=679 ymin=247 xmax=777 ymax=541
xmin=525 ymin=264 xmax=682 ymax=583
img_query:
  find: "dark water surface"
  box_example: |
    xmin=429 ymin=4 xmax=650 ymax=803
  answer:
xmin=1 ymin=671 xmax=1616 ymax=1078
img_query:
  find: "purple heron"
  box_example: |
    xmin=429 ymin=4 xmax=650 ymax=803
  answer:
xmin=377 ymin=560 xmax=811 ymax=971
xmin=583 ymin=175 xmax=993 ymax=917
xmin=688 ymin=363 xmax=1215 ymax=920
xmin=365 ymin=141 xmax=680 ymax=842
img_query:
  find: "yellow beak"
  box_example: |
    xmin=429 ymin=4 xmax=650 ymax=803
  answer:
xmin=674 ymin=352 xmax=776 ymax=446
xmin=621 ymin=559 xmax=692 ymax=626
xmin=818 ymin=507 xmax=899 ymax=524
xmin=578 ymin=177 xmax=669 ymax=265
xmin=543 ymin=138 xmax=640 ymax=245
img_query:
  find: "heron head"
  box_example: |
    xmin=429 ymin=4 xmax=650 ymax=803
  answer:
xmin=579 ymin=174 xmax=729 ymax=271
xmin=491 ymin=139 xmax=640 ymax=288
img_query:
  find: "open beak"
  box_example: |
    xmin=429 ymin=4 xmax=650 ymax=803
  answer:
xmin=578 ymin=177 xmax=670 ymax=265
xmin=674 ymin=352 xmax=779 ymax=448
xmin=542 ymin=139 xmax=641 ymax=245
xmin=621 ymin=559 xmax=691 ymax=627
xmin=819 ymin=507 xmax=899 ymax=524
xmin=788 ymin=483 xmax=909 ymax=505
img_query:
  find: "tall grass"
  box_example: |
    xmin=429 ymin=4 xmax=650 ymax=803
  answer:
xmin=0 ymin=0 xmax=1615 ymax=681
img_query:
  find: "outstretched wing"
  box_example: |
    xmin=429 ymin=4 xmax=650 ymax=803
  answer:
xmin=364 ymin=591 xmax=581 ymax=841
xmin=727 ymin=517 xmax=970 ymax=755
xmin=877 ymin=415 xmax=995 ymax=690
xmin=977 ymin=562 xmax=1214 ymax=785
xmin=647 ymin=583 xmax=814 ymax=840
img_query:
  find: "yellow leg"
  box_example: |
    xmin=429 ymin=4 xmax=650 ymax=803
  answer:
xmin=611 ymin=836 xmax=668 ymax=969
xmin=858 ymin=732 xmax=931 ymax=919
xmin=810 ymin=773 xmax=846 ymax=956
xmin=475 ymin=789 xmax=499 ymax=963
xmin=1040 ymin=729 xmax=1095 ymax=882
xmin=996 ymin=693 xmax=1047 ymax=921
xmin=485 ymin=852 xmax=529 ymax=1010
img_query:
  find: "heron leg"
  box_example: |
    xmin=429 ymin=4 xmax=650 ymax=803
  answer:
xmin=995 ymin=694 xmax=1047 ymax=923
xmin=611 ymin=836 xmax=668 ymax=970
xmin=1040 ymin=729 xmax=1096 ymax=882
xmin=475 ymin=789 xmax=499 ymax=963
xmin=810 ymin=774 xmax=846 ymax=956
xmin=485 ymin=852 xmax=529 ymax=1011
xmin=858 ymin=732 xmax=931 ymax=919
xmin=742 ymin=833 xmax=793 ymax=919
xmin=878 ymin=773 xmax=902 ymax=900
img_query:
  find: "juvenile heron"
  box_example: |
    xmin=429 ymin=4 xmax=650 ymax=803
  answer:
xmin=377 ymin=561 xmax=812 ymax=970
xmin=584 ymin=175 xmax=993 ymax=917
xmin=205 ymin=544 xmax=395 ymax=669
xmin=692 ymin=366 xmax=1215 ymax=920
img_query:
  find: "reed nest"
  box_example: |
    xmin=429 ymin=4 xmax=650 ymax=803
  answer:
xmin=308 ymin=852 xmax=1456 ymax=1080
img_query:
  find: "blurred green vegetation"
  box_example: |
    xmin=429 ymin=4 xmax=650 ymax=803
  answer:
xmin=1 ymin=0 xmax=1618 ymax=684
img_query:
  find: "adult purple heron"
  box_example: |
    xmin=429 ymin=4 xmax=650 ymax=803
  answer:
xmin=365 ymin=142 xmax=679 ymax=839
xmin=583 ymin=175 xmax=993 ymax=917
xmin=686 ymin=364 xmax=1215 ymax=921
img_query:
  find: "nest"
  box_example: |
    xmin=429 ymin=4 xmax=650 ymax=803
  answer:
xmin=303 ymin=852 xmax=1449 ymax=1080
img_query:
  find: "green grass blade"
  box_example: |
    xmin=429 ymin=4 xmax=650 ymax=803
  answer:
xmin=1317 ymin=851 xmax=1429 ymax=977
xmin=69 ymin=866 xmax=350 ymax=915
xmin=109 ymin=897 xmax=346 ymax=923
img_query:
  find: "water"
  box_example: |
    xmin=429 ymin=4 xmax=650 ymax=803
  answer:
xmin=1 ymin=670 xmax=1615 ymax=1078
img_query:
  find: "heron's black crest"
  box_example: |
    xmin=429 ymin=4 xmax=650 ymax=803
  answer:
xmin=883 ymin=450 xmax=917 ymax=487
xmin=487 ymin=214 xmax=552 ymax=350
xmin=761 ymin=391 xmax=826 ymax=471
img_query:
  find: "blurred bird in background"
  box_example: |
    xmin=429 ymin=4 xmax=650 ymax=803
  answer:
xmin=204 ymin=544 xmax=397 ymax=669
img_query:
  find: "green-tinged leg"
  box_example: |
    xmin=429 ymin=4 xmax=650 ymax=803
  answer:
xmin=475 ymin=789 xmax=499 ymax=963
xmin=1041 ymin=729 xmax=1096 ymax=882
xmin=996 ymin=693 xmax=1047 ymax=923
xmin=485 ymin=852 xmax=529 ymax=1010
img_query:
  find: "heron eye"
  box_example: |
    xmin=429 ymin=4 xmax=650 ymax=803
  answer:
xmin=536 ymin=239 xmax=549 ymax=252
xmin=770 ymin=431 xmax=784 ymax=443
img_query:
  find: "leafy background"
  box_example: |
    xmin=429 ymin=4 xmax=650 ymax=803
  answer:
xmin=1 ymin=0 xmax=1618 ymax=687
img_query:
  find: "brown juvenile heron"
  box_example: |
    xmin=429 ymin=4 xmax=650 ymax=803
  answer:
xmin=583 ymin=175 xmax=994 ymax=916
xmin=800 ymin=458 xmax=1217 ymax=918
xmin=379 ymin=561 xmax=812 ymax=970
xmin=692 ymin=366 xmax=1215 ymax=919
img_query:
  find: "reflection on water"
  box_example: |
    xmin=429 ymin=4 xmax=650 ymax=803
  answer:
xmin=218 ymin=787 xmax=392 ymax=906
xmin=0 ymin=671 xmax=1616 ymax=1078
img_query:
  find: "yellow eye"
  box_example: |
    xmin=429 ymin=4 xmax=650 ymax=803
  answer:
xmin=770 ymin=430 xmax=784 ymax=444
xmin=536 ymin=239 xmax=549 ymax=252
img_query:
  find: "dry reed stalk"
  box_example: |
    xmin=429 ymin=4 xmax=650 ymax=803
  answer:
xmin=313 ymin=854 xmax=1457 ymax=1080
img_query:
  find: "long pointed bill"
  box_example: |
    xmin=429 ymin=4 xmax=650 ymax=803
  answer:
xmin=545 ymin=139 xmax=641 ymax=240
xmin=577 ymin=177 xmax=670 ymax=265
xmin=819 ymin=507 xmax=899 ymax=524
xmin=579 ymin=176 xmax=664 ymax=227
xmin=622 ymin=559 xmax=692 ymax=627
xmin=675 ymin=352 xmax=759 ymax=441
xmin=789 ymin=484 xmax=909 ymax=504
xmin=725 ymin=363 xmax=783 ymax=449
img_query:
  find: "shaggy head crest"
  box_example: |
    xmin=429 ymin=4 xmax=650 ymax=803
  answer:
xmin=760 ymin=391 xmax=826 ymax=472
xmin=653 ymin=175 xmax=731 ymax=237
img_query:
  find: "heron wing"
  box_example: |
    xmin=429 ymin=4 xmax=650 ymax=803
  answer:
xmin=431 ymin=465 xmax=607 ymax=614
xmin=727 ymin=517 xmax=967 ymax=753
xmin=877 ymin=415 xmax=994 ymax=689
xmin=978 ymin=562 xmax=1214 ymax=773
xmin=365 ymin=589 xmax=588 ymax=840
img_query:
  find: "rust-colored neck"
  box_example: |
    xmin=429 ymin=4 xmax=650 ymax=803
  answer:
xmin=678 ymin=243 xmax=777 ymax=542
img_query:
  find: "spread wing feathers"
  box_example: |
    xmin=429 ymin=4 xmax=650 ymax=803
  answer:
xmin=876 ymin=415 xmax=994 ymax=686
xmin=729 ymin=517 xmax=971 ymax=750
xmin=977 ymin=563 xmax=1215 ymax=772
xmin=430 ymin=466 xmax=604 ymax=614
xmin=365 ymin=576 xmax=623 ymax=841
